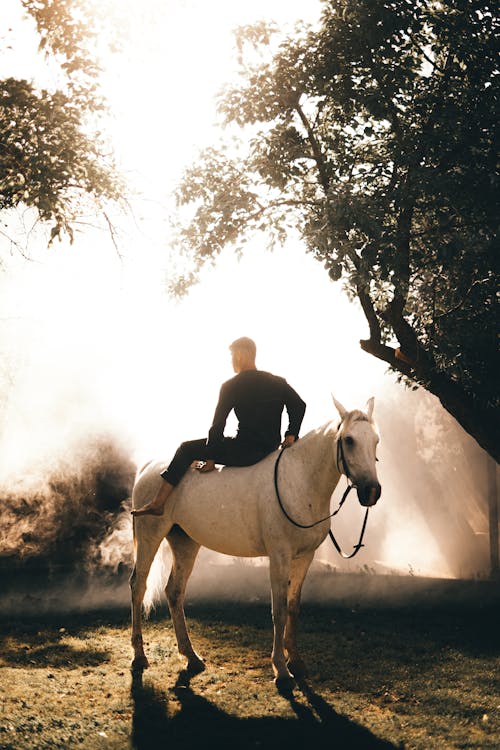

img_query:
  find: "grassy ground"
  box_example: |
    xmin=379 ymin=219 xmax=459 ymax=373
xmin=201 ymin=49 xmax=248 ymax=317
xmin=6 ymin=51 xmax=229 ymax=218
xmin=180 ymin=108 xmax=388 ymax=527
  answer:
xmin=0 ymin=582 xmax=499 ymax=749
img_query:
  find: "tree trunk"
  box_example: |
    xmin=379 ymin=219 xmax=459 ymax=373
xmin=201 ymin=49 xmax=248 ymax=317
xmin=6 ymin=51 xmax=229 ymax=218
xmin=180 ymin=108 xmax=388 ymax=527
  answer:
xmin=487 ymin=456 xmax=499 ymax=578
xmin=360 ymin=337 xmax=500 ymax=463
xmin=428 ymin=372 xmax=499 ymax=464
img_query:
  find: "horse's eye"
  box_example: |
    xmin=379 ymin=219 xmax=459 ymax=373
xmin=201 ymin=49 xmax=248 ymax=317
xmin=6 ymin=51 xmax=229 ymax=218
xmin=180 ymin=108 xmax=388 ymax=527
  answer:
xmin=345 ymin=436 xmax=354 ymax=447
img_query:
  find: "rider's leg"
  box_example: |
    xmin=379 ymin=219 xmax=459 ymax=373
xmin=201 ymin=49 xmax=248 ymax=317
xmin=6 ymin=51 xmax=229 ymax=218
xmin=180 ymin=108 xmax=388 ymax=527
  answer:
xmin=131 ymin=478 xmax=174 ymax=516
xmin=131 ymin=438 xmax=211 ymax=517
xmin=131 ymin=438 xmax=273 ymax=517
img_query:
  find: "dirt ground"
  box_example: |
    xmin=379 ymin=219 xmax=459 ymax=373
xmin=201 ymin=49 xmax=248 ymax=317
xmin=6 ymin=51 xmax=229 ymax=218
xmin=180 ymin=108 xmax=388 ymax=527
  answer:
xmin=0 ymin=574 xmax=499 ymax=749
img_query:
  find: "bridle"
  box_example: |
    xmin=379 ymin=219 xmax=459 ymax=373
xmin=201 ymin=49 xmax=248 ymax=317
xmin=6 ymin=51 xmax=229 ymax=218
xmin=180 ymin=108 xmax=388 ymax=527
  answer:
xmin=273 ymin=424 xmax=370 ymax=559
xmin=330 ymin=426 xmax=370 ymax=558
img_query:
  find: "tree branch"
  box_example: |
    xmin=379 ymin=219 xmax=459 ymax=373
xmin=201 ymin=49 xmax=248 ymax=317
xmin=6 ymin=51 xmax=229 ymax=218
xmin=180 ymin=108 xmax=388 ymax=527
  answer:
xmin=359 ymin=336 xmax=414 ymax=378
xmin=360 ymin=334 xmax=499 ymax=461
xmin=407 ymin=32 xmax=447 ymax=75
xmin=434 ymin=279 xmax=488 ymax=319
xmin=355 ymin=280 xmax=382 ymax=345
xmin=294 ymin=100 xmax=330 ymax=195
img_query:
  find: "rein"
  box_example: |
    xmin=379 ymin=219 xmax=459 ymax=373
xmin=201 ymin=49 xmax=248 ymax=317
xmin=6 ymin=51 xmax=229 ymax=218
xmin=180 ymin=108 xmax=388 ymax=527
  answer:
xmin=273 ymin=435 xmax=369 ymax=560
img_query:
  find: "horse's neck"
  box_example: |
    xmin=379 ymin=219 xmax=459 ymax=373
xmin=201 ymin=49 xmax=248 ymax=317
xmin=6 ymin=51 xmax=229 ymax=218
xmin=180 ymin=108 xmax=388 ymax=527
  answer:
xmin=295 ymin=425 xmax=341 ymax=504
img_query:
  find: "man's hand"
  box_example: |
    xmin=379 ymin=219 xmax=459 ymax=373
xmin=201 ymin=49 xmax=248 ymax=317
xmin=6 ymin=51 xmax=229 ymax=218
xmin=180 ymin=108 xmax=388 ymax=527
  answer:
xmin=197 ymin=460 xmax=216 ymax=473
xmin=281 ymin=435 xmax=296 ymax=449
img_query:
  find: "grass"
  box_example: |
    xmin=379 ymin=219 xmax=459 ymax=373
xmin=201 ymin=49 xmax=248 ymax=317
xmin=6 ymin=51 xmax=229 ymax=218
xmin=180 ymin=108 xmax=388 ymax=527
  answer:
xmin=0 ymin=585 xmax=499 ymax=749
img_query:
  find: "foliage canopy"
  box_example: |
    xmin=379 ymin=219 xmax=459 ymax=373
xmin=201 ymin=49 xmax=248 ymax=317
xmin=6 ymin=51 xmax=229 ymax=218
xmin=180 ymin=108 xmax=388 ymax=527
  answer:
xmin=174 ymin=0 xmax=499 ymax=460
xmin=0 ymin=0 xmax=123 ymax=244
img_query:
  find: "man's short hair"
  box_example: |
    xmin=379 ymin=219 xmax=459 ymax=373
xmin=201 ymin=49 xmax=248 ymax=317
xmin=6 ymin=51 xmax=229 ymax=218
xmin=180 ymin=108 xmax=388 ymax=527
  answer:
xmin=230 ymin=336 xmax=257 ymax=360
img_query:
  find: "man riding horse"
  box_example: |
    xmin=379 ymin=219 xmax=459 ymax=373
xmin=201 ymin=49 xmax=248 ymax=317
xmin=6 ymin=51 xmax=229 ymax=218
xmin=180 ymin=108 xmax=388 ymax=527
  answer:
xmin=132 ymin=336 xmax=306 ymax=517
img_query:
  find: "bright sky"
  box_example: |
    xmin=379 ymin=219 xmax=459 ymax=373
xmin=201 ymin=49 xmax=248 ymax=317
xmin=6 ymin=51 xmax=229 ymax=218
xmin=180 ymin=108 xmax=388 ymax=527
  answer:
xmin=0 ymin=0 xmax=387 ymax=458
xmin=0 ymin=0 xmax=465 ymax=577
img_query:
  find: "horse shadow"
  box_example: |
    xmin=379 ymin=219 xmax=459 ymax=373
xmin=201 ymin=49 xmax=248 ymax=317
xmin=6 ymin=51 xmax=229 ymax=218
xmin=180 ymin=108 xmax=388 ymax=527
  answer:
xmin=130 ymin=667 xmax=398 ymax=750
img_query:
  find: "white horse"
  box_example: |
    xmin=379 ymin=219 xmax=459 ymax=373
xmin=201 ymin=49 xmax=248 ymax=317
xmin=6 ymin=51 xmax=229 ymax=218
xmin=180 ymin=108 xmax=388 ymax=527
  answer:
xmin=130 ymin=396 xmax=381 ymax=684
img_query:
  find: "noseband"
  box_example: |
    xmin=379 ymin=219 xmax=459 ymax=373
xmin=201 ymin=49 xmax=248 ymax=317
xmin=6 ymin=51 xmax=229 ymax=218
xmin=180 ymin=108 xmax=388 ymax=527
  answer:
xmin=273 ymin=425 xmax=370 ymax=559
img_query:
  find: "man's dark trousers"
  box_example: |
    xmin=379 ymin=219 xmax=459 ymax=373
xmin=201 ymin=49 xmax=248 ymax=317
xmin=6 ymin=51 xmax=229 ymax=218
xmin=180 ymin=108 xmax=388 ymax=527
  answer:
xmin=161 ymin=437 xmax=276 ymax=487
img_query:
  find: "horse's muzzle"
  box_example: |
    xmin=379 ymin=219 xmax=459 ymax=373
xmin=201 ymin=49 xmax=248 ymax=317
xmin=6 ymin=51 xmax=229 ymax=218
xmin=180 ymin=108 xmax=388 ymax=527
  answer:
xmin=357 ymin=483 xmax=381 ymax=507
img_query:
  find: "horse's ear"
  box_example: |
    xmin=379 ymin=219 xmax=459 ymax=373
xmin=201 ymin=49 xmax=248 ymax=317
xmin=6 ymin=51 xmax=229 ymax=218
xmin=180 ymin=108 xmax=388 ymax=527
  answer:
xmin=366 ymin=396 xmax=375 ymax=420
xmin=331 ymin=395 xmax=348 ymax=420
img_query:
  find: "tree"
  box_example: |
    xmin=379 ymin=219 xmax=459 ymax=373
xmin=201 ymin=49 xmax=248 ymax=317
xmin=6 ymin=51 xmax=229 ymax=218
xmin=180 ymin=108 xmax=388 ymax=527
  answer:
xmin=0 ymin=0 xmax=123 ymax=245
xmin=174 ymin=0 xmax=499 ymax=461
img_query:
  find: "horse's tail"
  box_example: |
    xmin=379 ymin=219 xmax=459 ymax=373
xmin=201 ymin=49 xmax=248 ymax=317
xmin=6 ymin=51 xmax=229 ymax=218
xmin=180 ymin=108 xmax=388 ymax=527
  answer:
xmin=143 ymin=538 xmax=171 ymax=616
xmin=131 ymin=516 xmax=171 ymax=616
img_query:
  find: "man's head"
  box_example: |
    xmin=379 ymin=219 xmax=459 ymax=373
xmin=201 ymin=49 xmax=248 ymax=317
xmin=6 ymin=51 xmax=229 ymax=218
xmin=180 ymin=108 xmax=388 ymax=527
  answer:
xmin=230 ymin=336 xmax=257 ymax=373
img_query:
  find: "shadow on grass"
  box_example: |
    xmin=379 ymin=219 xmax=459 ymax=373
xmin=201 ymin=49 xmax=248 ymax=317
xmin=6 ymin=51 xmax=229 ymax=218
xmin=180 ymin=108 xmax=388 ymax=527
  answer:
xmin=130 ymin=667 xmax=397 ymax=750
xmin=183 ymin=599 xmax=500 ymax=659
xmin=0 ymin=641 xmax=111 ymax=668
xmin=0 ymin=619 xmax=113 ymax=669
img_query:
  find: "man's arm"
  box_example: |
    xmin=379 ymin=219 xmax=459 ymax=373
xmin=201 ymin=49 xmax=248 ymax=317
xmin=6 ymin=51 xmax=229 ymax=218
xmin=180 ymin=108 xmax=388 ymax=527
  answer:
xmin=283 ymin=383 xmax=306 ymax=440
xmin=206 ymin=381 xmax=233 ymax=449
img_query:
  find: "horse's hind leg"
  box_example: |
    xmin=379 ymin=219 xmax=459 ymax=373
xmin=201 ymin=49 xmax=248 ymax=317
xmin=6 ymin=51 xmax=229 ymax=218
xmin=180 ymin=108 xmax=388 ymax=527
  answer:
xmin=165 ymin=525 xmax=205 ymax=674
xmin=130 ymin=519 xmax=168 ymax=670
xmin=284 ymin=551 xmax=314 ymax=679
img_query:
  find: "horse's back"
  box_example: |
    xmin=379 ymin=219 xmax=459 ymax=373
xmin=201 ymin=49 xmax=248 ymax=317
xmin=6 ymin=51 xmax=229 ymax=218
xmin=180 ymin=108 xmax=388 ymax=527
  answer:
xmin=173 ymin=457 xmax=280 ymax=556
xmin=131 ymin=446 xmax=328 ymax=558
xmin=132 ymin=454 xmax=282 ymax=556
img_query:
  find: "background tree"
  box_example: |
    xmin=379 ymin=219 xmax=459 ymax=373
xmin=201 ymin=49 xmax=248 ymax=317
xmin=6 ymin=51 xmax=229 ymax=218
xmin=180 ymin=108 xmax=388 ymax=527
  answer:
xmin=174 ymin=0 xmax=499 ymax=461
xmin=0 ymin=0 xmax=123 ymax=245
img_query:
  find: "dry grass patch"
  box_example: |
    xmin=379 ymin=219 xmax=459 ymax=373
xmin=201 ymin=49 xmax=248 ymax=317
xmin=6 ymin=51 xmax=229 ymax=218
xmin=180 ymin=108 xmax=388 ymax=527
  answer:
xmin=0 ymin=594 xmax=499 ymax=749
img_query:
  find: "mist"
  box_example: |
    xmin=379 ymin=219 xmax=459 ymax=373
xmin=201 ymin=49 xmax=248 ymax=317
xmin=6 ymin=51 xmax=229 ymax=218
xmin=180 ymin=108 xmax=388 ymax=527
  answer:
xmin=0 ymin=230 xmax=493 ymax=617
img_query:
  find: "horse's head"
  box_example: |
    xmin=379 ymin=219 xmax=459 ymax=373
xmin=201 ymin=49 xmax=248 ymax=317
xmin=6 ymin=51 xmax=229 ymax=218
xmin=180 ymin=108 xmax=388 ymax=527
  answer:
xmin=332 ymin=396 xmax=381 ymax=507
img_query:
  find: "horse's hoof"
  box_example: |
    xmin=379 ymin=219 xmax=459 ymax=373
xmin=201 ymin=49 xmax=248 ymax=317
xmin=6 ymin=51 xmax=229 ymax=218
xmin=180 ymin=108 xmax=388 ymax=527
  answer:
xmin=131 ymin=654 xmax=149 ymax=671
xmin=287 ymin=659 xmax=308 ymax=679
xmin=274 ymin=675 xmax=295 ymax=696
xmin=187 ymin=656 xmax=206 ymax=675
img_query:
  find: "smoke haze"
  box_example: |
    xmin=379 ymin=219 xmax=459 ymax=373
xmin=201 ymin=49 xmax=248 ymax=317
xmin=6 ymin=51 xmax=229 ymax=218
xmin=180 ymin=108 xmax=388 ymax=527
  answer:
xmin=0 ymin=0 xmax=495 ymax=615
xmin=0 ymin=237 xmax=493 ymax=617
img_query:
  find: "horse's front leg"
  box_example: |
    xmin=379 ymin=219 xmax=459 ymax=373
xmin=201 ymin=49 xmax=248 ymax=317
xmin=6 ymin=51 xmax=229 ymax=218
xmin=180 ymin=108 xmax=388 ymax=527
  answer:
xmin=166 ymin=526 xmax=205 ymax=674
xmin=284 ymin=551 xmax=314 ymax=679
xmin=269 ymin=552 xmax=293 ymax=684
xmin=130 ymin=519 xmax=167 ymax=670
